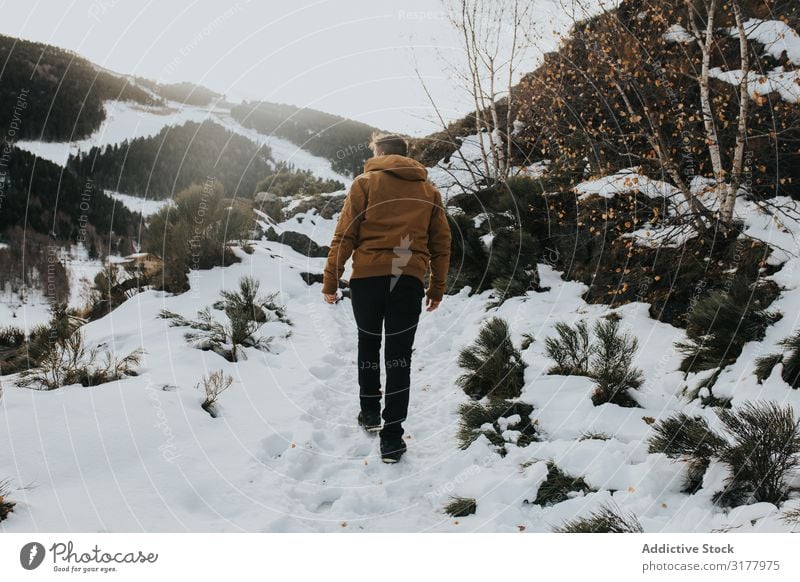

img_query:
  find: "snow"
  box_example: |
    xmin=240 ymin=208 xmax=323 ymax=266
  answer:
xmin=0 ymin=289 xmax=52 ymax=332
xmin=4 ymin=145 xmax=800 ymax=532
xmin=0 ymin=244 xmax=105 ymax=332
xmin=663 ymin=24 xmax=693 ymax=44
xmin=274 ymin=210 xmax=337 ymax=247
xmin=736 ymin=19 xmax=800 ymax=65
xmin=3 ymin=225 xmax=799 ymax=532
xmin=575 ymin=168 xmax=677 ymax=200
xmin=14 ymin=101 xmax=213 ymax=167
xmin=427 ymin=133 xmax=498 ymax=200
xmin=710 ymin=66 xmax=800 ymax=104
xmin=109 ymin=191 xmax=172 ymax=218
xmin=706 ymin=19 xmax=800 ymax=104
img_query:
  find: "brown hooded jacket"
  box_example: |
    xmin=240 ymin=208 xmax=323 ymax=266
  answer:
xmin=322 ymin=154 xmax=451 ymax=300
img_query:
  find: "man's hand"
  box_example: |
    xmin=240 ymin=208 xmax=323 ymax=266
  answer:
xmin=323 ymin=293 xmax=338 ymax=304
xmin=425 ymin=297 xmax=441 ymax=312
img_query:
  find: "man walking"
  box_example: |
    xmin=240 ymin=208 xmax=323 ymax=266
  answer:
xmin=322 ymin=133 xmax=451 ymax=463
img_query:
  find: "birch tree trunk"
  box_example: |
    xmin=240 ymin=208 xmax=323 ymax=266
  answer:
xmin=720 ymin=0 xmax=751 ymax=226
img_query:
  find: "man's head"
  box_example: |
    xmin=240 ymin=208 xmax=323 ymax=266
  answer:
xmin=369 ymin=132 xmax=408 ymax=157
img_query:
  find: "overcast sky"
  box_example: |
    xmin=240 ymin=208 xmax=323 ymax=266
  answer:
xmin=0 ymin=0 xmax=497 ymax=135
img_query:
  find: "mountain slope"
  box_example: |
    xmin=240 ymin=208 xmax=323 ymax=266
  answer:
xmin=231 ymin=101 xmax=381 ymax=177
xmin=67 ymin=120 xmax=273 ymax=200
xmin=0 ymin=34 xmax=157 ymax=141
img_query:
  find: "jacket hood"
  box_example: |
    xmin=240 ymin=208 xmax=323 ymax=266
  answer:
xmin=364 ymin=154 xmax=428 ymax=181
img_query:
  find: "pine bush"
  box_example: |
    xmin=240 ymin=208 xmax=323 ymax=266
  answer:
xmin=676 ymin=280 xmax=780 ymax=373
xmin=144 ymin=182 xmax=249 ymax=293
xmin=456 ymin=317 xmax=526 ymax=400
xmin=544 ymin=318 xmax=643 ymax=407
xmin=457 ymin=400 xmax=537 ymax=453
xmin=648 ymin=413 xmax=726 ymax=493
xmin=754 ymin=353 xmax=783 ymax=383
xmin=487 ymin=228 xmax=541 ymax=305
xmin=649 ymin=402 xmax=800 ymax=506
xmin=544 ymin=320 xmax=592 ymax=375
xmin=714 ymin=402 xmax=800 ymax=507
xmin=778 ymin=332 xmax=800 ymax=388
xmin=553 ymin=504 xmax=643 ymax=533
xmin=590 ymin=318 xmax=643 ymax=407
xmin=443 ymin=497 xmax=476 ymax=517
xmin=531 ymin=461 xmax=595 ymax=506
xmin=0 ymin=479 xmax=14 ymax=522
xmin=755 ymin=331 xmax=800 ymax=388
xmin=0 ymin=326 xmax=25 ymax=348
xmin=217 ymin=276 xmax=288 ymax=324
xmin=160 ymin=277 xmax=287 ymax=362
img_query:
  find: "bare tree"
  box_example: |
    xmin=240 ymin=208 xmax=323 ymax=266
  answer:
xmin=684 ymin=0 xmax=752 ymax=227
xmin=441 ymin=0 xmax=536 ymax=185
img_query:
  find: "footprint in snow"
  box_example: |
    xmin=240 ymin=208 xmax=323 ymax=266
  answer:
xmin=260 ymin=431 xmax=294 ymax=459
xmin=308 ymin=365 xmax=334 ymax=380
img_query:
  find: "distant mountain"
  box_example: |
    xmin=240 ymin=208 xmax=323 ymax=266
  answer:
xmin=0 ymin=34 xmax=157 ymax=142
xmin=134 ymin=79 xmax=225 ymax=107
xmin=0 ymin=145 xmax=139 ymax=243
xmin=230 ymin=101 xmax=381 ymax=177
xmin=68 ymin=120 xmax=274 ymax=200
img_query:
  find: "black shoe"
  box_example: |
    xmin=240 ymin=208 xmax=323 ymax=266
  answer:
xmin=380 ymin=437 xmax=407 ymax=463
xmin=358 ymin=411 xmax=381 ymax=433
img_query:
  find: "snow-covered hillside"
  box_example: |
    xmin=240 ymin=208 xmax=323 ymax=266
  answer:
xmin=3 ymin=160 xmax=800 ymax=532
xmin=14 ymin=99 xmax=350 ymax=184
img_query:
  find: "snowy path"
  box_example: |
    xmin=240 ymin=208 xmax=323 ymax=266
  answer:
xmin=3 ymin=238 xmax=800 ymax=532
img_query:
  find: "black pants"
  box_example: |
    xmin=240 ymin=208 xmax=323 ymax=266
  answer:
xmin=349 ymin=275 xmax=424 ymax=439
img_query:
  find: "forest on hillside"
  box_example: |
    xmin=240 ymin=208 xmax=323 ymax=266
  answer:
xmin=0 ymin=34 xmax=158 ymax=141
xmin=1 ymin=146 xmax=139 ymax=244
xmin=134 ymin=79 xmax=225 ymax=106
xmin=230 ymin=101 xmax=379 ymax=177
xmin=67 ymin=121 xmax=274 ymax=200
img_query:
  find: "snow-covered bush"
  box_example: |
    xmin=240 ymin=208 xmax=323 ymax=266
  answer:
xmin=649 ymin=402 xmax=800 ymax=506
xmin=648 ymin=413 xmax=725 ymax=493
xmin=457 ymin=400 xmax=537 ymax=453
xmin=0 ymin=479 xmax=14 ymax=522
xmin=545 ymin=317 xmax=643 ymax=407
xmin=456 ymin=317 xmax=526 ymax=400
xmin=782 ymin=507 xmax=800 ymax=526
xmin=755 ymin=330 xmax=800 ymax=389
xmin=160 ymin=276 xmax=288 ymax=362
xmin=553 ymin=504 xmax=643 ymax=533
xmin=197 ymin=370 xmax=234 ymax=418
xmin=16 ymin=331 xmax=143 ymax=390
xmin=529 ymin=461 xmax=595 ymax=506
xmin=487 ymin=228 xmax=541 ymax=306
xmin=443 ymin=497 xmax=476 ymax=517
xmin=216 ymin=276 xmax=288 ymax=324
xmin=676 ymin=280 xmax=780 ymax=373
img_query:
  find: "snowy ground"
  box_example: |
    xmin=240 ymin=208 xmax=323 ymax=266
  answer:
xmin=3 ymin=197 xmax=800 ymax=531
xmin=0 ymin=245 xmax=107 ymax=332
xmin=109 ymin=192 xmax=172 ymax=218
